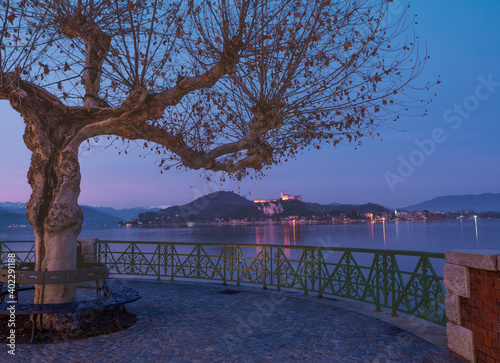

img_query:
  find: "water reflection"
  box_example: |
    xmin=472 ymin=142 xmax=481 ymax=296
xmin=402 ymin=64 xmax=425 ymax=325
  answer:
xmin=395 ymin=220 xmax=399 ymax=244
xmin=382 ymin=220 xmax=386 ymax=247
xmin=474 ymin=216 xmax=479 ymax=248
xmin=369 ymin=221 xmax=374 ymax=244
xmin=255 ymin=225 xmax=261 ymax=258
xmin=282 ymin=222 xmax=296 ymax=258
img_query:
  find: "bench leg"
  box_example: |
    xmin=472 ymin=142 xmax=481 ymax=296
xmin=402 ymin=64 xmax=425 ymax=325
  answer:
xmin=30 ymin=314 xmax=37 ymax=344
xmin=115 ymin=306 xmax=123 ymax=331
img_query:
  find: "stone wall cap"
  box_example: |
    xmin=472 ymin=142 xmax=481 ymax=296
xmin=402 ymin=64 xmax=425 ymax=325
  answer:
xmin=445 ymin=250 xmax=500 ymax=271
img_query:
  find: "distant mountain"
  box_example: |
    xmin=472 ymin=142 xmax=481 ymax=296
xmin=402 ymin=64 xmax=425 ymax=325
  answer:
xmin=85 ymin=206 xmax=162 ymax=220
xmin=0 ymin=202 xmax=27 ymax=215
xmin=80 ymin=206 xmax=124 ymax=227
xmin=0 ymin=209 xmax=29 ymax=227
xmin=404 ymin=193 xmax=500 ymax=212
xmin=0 ymin=202 xmax=163 ymax=227
xmin=0 ymin=203 xmax=124 ymax=227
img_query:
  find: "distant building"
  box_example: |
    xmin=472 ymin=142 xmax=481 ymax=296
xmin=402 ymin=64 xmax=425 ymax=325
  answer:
xmin=254 ymin=191 xmax=302 ymax=203
xmin=280 ymin=191 xmax=302 ymax=201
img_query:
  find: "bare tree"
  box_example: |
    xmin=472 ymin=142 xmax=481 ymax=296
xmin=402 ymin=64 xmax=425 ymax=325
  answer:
xmin=0 ymin=0 xmax=430 ymax=307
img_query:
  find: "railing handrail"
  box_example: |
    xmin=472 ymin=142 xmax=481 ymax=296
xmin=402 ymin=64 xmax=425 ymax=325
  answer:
xmin=1 ymin=240 xmax=446 ymax=259
xmin=97 ymin=240 xmax=446 ymax=259
xmin=0 ymin=240 xmax=35 ymax=246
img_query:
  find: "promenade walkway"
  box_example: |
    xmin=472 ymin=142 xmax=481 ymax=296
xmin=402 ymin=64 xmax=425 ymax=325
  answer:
xmin=6 ymin=279 xmax=462 ymax=362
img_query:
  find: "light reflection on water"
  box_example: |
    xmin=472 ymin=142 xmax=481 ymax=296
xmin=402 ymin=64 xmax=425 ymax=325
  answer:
xmin=1 ymin=219 xmax=499 ymax=253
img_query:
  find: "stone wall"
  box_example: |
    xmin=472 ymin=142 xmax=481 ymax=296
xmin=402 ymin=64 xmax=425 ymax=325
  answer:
xmin=444 ymin=250 xmax=500 ymax=363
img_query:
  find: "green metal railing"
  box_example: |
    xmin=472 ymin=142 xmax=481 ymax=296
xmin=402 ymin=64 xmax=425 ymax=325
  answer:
xmin=96 ymin=241 xmax=447 ymax=326
xmin=0 ymin=240 xmax=447 ymax=326
xmin=0 ymin=241 xmax=36 ymax=264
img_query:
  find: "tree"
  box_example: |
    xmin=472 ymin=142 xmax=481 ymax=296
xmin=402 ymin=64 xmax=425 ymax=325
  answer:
xmin=0 ymin=0 xmax=430 ymax=307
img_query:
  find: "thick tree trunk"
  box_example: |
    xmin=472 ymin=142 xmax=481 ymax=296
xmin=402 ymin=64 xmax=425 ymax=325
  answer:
xmin=4 ymin=73 xmax=88 ymax=329
xmin=26 ymin=147 xmax=83 ymax=304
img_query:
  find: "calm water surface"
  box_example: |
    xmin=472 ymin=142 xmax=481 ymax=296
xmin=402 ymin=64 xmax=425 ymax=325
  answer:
xmin=1 ymin=219 xmax=499 ymax=253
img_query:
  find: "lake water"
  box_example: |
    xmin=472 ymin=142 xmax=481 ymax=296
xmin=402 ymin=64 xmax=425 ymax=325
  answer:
xmin=1 ymin=219 xmax=499 ymax=253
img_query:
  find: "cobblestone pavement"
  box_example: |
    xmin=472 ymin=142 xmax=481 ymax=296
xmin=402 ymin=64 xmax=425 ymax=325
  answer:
xmin=5 ymin=279 xmax=462 ymax=362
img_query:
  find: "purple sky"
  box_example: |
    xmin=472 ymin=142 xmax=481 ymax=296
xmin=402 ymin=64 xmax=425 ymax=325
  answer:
xmin=1 ymin=0 xmax=499 ymax=209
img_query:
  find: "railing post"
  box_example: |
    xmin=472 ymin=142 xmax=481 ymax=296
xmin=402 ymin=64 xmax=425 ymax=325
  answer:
xmin=163 ymin=243 xmax=168 ymax=279
xmin=196 ymin=244 xmax=201 ymax=279
xmin=276 ymin=248 xmax=281 ymax=291
xmin=390 ymin=252 xmax=398 ymax=317
xmin=131 ymin=243 xmax=135 ymax=274
xmin=77 ymin=238 xmax=98 ymax=265
xmin=170 ymin=243 xmax=174 ymax=281
xmin=269 ymin=247 xmax=274 ymax=287
xmin=263 ymin=247 xmax=267 ymax=290
xmin=373 ymin=252 xmax=382 ymax=312
xmin=303 ymin=250 xmax=309 ymax=296
xmin=223 ymin=246 xmax=227 ymax=285
xmin=421 ymin=257 xmax=430 ymax=320
xmin=157 ymin=244 xmax=161 ymax=280
xmin=317 ymin=249 xmax=323 ymax=298
xmin=236 ymin=247 xmax=240 ymax=287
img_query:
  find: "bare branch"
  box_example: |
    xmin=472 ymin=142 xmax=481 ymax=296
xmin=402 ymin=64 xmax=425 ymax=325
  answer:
xmin=1 ymin=0 xmax=434 ymax=178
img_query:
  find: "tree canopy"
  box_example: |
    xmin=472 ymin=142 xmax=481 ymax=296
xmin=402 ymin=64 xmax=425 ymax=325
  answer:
xmin=1 ymin=0 xmax=429 ymax=179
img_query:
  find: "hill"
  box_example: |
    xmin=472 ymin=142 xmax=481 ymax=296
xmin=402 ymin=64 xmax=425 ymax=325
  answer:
xmin=404 ymin=193 xmax=500 ymax=212
xmin=329 ymin=203 xmax=392 ymax=215
xmin=305 ymin=202 xmax=341 ymax=213
xmin=135 ymin=192 xmax=392 ymax=224
xmin=137 ymin=191 xmax=261 ymax=223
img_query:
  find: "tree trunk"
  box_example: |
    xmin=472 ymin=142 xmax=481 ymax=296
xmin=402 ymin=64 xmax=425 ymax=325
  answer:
xmin=6 ymin=78 xmax=87 ymax=329
xmin=26 ymin=147 xmax=83 ymax=305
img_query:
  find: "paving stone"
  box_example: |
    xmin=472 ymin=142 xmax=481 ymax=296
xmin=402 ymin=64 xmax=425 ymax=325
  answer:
xmin=2 ymin=279 xmax=462 ymax=362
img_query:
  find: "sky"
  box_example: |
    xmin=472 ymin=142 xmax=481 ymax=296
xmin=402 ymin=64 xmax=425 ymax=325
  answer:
xmin=0 ymin=0 xmax=499 ymax=209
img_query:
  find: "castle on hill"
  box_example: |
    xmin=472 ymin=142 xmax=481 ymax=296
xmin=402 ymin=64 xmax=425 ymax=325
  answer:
xmin=253 ymin=191 xmax=302 ymax=203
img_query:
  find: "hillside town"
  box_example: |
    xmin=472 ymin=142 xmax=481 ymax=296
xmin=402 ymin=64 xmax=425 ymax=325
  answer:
xmin=126 ymin=191 xmax=489 ymax=227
